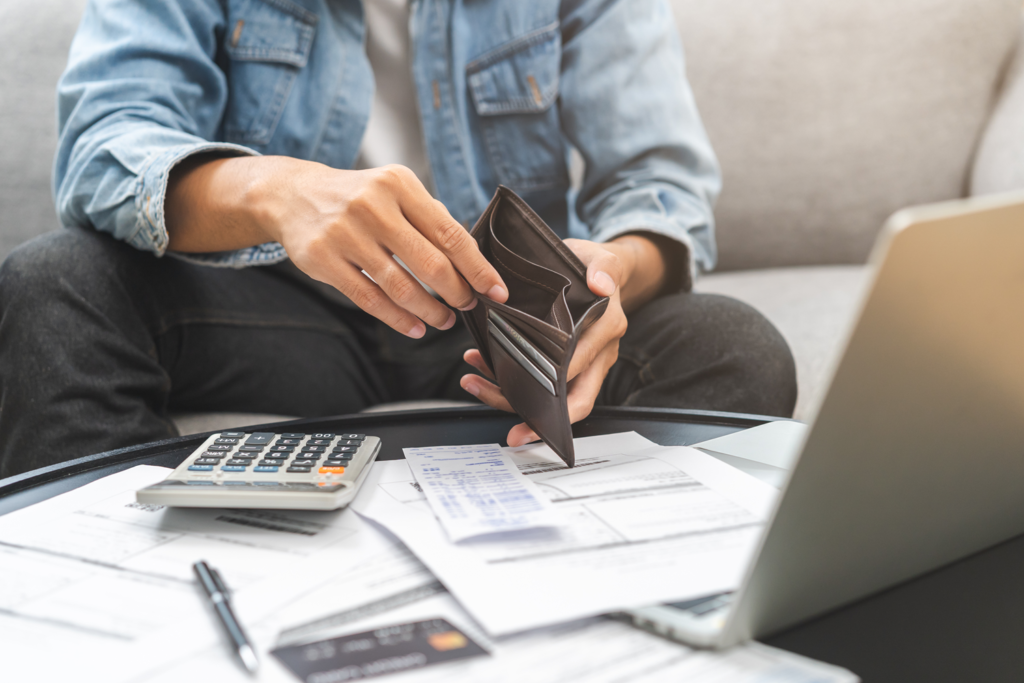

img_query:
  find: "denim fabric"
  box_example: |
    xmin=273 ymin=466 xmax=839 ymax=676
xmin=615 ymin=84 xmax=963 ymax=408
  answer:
xmin=54 ymin=0 xmax=720 ymax=287
xmin=0 ymin=229 xmax=795 ymax=478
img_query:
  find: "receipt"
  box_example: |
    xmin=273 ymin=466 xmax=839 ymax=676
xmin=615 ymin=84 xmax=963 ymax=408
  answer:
xmin=405 ymin=444 xmax=564 ymax=542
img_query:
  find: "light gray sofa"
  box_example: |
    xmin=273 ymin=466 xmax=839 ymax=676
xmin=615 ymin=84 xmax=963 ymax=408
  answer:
xmin=3 ymin=0 xmax=1023 ymax=436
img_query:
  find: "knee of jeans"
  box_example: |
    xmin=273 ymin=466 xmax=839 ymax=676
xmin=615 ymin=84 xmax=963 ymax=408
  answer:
xmin=701 ymin=294 xmax=798 ymax=416
xmin=0 ymin=228 xmax=121 ymax=308
xmin=635 ymin=292 xmax=798 ymax=417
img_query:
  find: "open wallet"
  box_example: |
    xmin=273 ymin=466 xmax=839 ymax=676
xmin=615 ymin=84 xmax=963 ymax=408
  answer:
xmin=463 ymin=186 xmax=609 ymax=467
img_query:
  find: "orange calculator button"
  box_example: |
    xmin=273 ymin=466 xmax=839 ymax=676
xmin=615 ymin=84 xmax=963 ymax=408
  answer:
xmin=319 ymin=466 xmax=345 ymax=474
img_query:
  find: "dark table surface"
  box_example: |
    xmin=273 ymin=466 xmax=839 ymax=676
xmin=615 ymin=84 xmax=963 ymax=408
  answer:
xmin=1 ymin=406 xmax=1021 ymax=682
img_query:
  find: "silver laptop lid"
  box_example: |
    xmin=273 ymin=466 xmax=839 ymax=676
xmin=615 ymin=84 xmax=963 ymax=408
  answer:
xmin=720 ymin=191 xmax=1024 ymax=647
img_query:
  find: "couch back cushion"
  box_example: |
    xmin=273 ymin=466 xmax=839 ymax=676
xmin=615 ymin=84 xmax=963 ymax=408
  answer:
xmin=673 ymin=0 xmax=1022 ymax=271
xmin=0 ymin=0 xmax=88 ymax=262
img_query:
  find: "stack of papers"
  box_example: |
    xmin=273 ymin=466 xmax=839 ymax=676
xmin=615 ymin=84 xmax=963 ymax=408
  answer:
xmin=354 ymin=432 xmax=776 ymax=635
xmin=0 ymin=432 xmax=857 ymax=683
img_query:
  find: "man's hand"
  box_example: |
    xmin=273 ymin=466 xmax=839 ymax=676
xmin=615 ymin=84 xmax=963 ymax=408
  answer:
xmin=460 ymin=234 xmax=669 ymax=447
xmin=166 ymin=156 xmax=508 ymax=338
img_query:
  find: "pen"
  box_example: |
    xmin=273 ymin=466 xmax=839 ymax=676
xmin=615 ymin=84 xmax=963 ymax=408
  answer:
xmin=193 ymin=560 xmax=259 ymax=674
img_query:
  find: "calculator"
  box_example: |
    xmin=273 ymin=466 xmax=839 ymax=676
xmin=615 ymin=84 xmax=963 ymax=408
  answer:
xmin=136 ymin=431 xmax=381 ymax=510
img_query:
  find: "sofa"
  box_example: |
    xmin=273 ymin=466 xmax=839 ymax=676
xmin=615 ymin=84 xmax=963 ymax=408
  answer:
xmin=2 ymin=0 xmax=1023 ymax=436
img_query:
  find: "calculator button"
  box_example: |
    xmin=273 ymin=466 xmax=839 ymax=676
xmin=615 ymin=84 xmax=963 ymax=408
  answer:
xmin=245 ymin=432 xmax=275 ymax=445
xmin=336 ymin=440 xmax=360 ymax=447
xmin=215 ymin=438 xmax=239 ymax=445
xmin=185 ymin=480 xmax=216 ymax=485
xmin=281 ymin=433 xmax=305 ymax=439
xmin=291 ymin=460 xmax=317 ymax=468
xmin=207 ymin=444 xmax=232 ymax=452
xmin=194 ymin=458 xmax=222 ymax=465
xmin=221 ymin=432 xmax=245 ymax=438
xmin=287 ymin=466 xmax=312 ymax=473
xmin=201 ymin=452 xmax=227 ymax=459
xmin=332 ymin=446 xmax=357 ymax=453
xmin=327 ymin=455 xmax=352 ymax=462
xmin=253 ymin=466 xmax=280 ymax=473
xmin=307 ymin=439 xmax=332 ymax=446
xmin=260 ymin=459 xmax=286 ymax=466
xmin=239 ymin=445 xmax=265 ymax=452
xmin=221 ymin=465 xmax=247 ymax=472
xmin=311 ymin=433 xmax=335 ymax=439
xmin=276 ymin=439 xmax=301 ymax=446
xmin=319 ymin=466 xmax=346 ymax=474
xmin=223 ymin=481 xmax=248 ymax=486
xmin=342 ymin=434 xmax=365 ymax=441
xmin=269 ymin=445 xmax=294 ymax=453
xmin=301 ymin=445 xmax=326 ymax=453
xmin=226 ymin=459 xmax=252 ymax=466
xmin=188 ymin=465 xmax=214 ymax=471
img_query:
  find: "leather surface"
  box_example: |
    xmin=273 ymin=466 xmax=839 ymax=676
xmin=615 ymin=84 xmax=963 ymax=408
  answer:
xmin=464 ymin=187 xmax=608 ymax=466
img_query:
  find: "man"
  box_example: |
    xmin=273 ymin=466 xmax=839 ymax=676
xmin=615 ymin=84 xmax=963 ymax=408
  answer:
xmin=0 ymin=0 xmax=796 ymax=477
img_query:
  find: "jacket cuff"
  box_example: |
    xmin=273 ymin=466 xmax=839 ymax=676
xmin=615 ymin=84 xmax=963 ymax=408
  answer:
xmin=590 ymin=215 xmax=708 ymax=294
xmin=130 ymin=141 xmax=263 ymax=260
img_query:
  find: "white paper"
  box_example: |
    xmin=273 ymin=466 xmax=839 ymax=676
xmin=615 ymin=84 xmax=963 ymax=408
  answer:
xmin=696 ymin=421 xmax=809 ymax=488
xmin=404 ymin=443 xmax=563 ymax=542
xmin=129 ymin=591 xmax=857 ymax=683
xmin=0 ymin=466 xmax=438 ymax=683
xmin=353 ymin=432 xmax=778 ymax=636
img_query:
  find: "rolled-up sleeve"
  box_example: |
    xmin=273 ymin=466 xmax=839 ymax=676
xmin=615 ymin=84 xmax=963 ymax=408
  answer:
xmin=559 ymin=0 xmax=721 ymax=291
xmin=54 ymin=0 xmax=285 ymax=267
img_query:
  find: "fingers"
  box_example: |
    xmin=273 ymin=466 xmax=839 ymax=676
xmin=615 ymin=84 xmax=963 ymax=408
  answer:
xmin=393 ymin=170 xmax=508 ymax=303
xmin=567 ymin=296 xmax=627 ymax=380
xmin=566 ymin=342 xmax=618 ymax=422
xmin=507 ymin=423 xmax=539 ymax=448
xmin=463 ymin=349 xmax=496 ymax=381
xmin=460 ymin=373 xmax=513 ymax=412
xmin=586 ymin=248 xmax=623 ymax=298
xmin=324 ymin=259 xmax=428 ymax=338
xmin=361 ymin=251 xmax=456 ymax=330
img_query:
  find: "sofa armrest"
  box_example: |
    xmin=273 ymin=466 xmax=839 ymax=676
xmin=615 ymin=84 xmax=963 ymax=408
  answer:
xmin=972 ymin=11 xmax=1024 ymax=196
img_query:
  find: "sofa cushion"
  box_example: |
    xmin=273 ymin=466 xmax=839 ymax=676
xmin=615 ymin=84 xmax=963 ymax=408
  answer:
xmin=673 ymin=0 xmax=1022 ymax=270
xmin=696 ymin=265 xmax=871 ymax=419
xmin=0 ymin=0 xmax=88 ymax=262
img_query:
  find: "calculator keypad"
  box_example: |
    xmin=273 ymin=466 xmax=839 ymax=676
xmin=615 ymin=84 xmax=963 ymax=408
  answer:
xmin=171 ymin=431 xmax=372 ymax=488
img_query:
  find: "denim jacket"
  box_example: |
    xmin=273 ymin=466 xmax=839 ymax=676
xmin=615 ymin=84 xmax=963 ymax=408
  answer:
xmin=55 ymin=0 xmax=721 ymax=287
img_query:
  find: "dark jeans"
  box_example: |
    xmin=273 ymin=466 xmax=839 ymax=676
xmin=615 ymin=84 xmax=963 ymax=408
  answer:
xmin=0 ymin=228 xmax=797 ymax=477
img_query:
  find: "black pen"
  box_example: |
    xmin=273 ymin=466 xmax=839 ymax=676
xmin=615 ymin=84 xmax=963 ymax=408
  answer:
xmin=193 ymin=560 xmax=259 ymax=674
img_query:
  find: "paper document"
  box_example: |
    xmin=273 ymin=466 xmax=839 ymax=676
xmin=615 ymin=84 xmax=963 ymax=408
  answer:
xmin=354 ymin=432 xmax=779 ymax=635
xmin=405 ymin=443 xmax=563 ymax=541
xmin=0 ymin=466 xmax=437 ymax=683
xmin=130 ymin=590 xmax=858 ymax=683
xmin=695 ymin=420 xmax=808 ymax=489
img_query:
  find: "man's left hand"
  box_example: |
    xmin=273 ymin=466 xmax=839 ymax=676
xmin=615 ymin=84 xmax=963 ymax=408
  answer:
xmin=460 ymin=235 xmax=667 ymax=447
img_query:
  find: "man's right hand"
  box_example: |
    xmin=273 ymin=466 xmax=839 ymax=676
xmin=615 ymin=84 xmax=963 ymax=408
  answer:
xmin=166 ymin=156 xmax=508 ymax=338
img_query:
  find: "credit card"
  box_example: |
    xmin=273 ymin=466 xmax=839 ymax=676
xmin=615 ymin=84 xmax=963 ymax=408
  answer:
xmin=487 ymin=309 xmax=557 ymax=380
xmin=271 ymin=618 xmax=487 ymax=682
xmin=488 ymin=321 xmax=556 ymax=396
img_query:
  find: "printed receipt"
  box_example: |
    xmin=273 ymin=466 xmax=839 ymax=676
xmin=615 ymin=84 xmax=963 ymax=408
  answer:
xmin=404 ymin=444 xmax=564 ymax=542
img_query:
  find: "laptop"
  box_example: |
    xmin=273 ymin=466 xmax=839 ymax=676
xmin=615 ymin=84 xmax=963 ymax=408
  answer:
xmin=624 ymin=190 xmax=1024 ymax=648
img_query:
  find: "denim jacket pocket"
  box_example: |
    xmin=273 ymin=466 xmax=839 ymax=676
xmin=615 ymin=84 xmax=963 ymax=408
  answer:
xmin=468 ymin=22 xmax=567 ymax=192
xmin=222 ymin=0 xmax=317 ymax=146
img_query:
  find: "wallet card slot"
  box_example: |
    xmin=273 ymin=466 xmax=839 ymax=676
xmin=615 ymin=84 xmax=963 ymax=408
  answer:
xmin=488 ymin=321 xmax=556 ymax=396
xmin=479 ymin=299 xmax=569 ymax=360
xmin=488 ymin=310 xmax=557 ymax=380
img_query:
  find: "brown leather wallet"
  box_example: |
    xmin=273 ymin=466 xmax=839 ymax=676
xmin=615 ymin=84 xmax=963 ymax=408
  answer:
xmin=463 ymin=187 xmax=609 ymax=467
